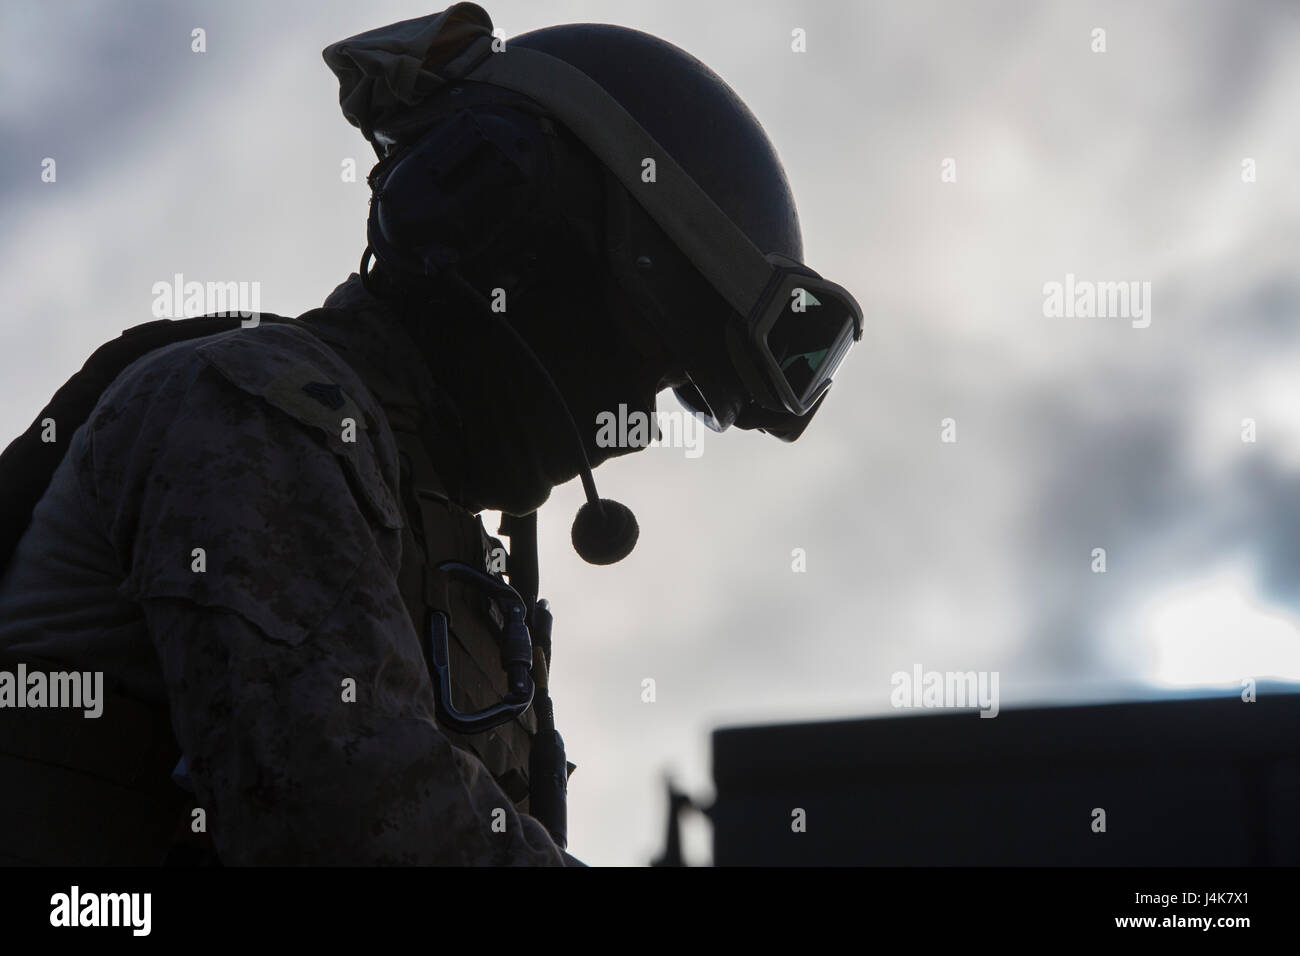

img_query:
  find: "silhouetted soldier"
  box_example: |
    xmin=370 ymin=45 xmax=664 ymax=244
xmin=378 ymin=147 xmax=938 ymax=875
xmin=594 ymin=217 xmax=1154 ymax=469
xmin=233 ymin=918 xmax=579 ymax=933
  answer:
xmin=0 ymin=3 xmax=861 ymax=864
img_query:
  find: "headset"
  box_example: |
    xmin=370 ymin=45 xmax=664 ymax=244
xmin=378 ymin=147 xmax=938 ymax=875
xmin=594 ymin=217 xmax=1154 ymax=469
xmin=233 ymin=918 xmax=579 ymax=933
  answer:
xmin=361 ymin=39 xmax=864 ymax=563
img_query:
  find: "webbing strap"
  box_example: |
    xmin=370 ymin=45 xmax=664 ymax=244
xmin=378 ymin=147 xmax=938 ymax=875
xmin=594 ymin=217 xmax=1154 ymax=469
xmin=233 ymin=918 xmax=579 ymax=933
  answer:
xmin=384 ymin=412 xmax=535 ymax=804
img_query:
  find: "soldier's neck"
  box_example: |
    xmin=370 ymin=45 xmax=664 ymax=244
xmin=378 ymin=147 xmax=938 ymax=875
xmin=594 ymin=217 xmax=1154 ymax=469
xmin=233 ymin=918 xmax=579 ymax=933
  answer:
xmin=311 ymin=275 xmax=577 ymax=517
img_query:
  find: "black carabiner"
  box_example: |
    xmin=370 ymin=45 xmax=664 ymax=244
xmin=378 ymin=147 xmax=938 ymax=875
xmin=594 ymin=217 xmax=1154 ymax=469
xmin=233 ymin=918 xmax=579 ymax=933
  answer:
xmin=427 ymin=561 xmax=535 ymax=735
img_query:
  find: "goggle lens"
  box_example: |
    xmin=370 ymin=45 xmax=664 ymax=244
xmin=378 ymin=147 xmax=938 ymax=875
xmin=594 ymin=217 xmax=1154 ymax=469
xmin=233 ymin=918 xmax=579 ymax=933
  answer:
xmin=765 ymin=285 xmax=858 ymax=408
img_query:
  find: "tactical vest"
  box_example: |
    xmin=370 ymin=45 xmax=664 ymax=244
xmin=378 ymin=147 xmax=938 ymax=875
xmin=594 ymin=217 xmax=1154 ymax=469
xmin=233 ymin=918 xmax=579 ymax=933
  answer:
xmin=0 ymin=314 xmax=539 ymax=862
xmin=383 ymin=403 xmax=537 ymax=811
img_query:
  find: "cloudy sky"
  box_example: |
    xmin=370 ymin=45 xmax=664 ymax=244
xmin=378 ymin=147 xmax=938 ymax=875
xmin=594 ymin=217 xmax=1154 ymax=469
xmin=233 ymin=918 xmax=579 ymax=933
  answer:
xmin=3 ymin=0 xmax=1298 ymax=865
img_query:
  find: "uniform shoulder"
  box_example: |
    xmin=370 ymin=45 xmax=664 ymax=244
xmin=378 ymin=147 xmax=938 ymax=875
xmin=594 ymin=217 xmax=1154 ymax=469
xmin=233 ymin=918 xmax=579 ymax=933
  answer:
xmin=85 ymin=320 xmax=405 ymax=640
xmin=91 ymin=320 xmax=382 ymax=442
xmin=84 ymin=318 xmax=401 ymax=530
xmin=98 ymin=320 xmax=357 ymax=410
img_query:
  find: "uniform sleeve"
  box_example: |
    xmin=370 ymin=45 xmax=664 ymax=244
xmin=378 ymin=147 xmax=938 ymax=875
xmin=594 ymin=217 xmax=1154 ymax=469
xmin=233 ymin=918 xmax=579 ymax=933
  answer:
xmin=140 ymin=598 xmax=564 ymax=865
xmin=85 ymin=337 xmax=565 ymax=865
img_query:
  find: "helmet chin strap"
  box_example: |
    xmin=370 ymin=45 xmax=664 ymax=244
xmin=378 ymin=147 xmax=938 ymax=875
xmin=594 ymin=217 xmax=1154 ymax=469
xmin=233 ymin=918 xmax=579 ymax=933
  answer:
xmin=436 ymin=266 xmax=639 ymax=566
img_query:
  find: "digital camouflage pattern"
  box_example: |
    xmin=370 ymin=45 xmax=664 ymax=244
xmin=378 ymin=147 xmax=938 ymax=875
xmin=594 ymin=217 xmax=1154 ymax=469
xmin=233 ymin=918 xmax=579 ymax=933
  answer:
xmin=0 ymin=284 xmax=566 ymax=865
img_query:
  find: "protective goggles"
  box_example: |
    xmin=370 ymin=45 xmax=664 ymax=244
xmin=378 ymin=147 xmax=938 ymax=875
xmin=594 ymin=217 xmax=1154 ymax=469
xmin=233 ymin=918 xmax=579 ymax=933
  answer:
xmin=726 ymin=253 xmax=862 ymax=417
xmin=442 ymin=39 xmax=864 ymax=434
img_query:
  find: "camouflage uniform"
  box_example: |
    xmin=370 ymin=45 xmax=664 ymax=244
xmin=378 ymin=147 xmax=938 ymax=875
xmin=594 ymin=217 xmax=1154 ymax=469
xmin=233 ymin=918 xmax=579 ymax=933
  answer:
xmin=0 ymin=275 xmax=566 ymax=865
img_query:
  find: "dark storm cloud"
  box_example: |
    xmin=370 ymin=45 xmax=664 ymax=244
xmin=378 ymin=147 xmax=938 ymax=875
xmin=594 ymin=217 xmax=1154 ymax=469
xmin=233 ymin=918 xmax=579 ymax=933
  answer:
xmin=1010 ymin=239 xmax=1300 ymax=676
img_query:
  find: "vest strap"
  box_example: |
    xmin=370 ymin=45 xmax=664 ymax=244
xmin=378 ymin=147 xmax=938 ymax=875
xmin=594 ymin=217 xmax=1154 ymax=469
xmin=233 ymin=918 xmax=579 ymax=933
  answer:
xmin=383 ymin=404 xmax=536 ymax=806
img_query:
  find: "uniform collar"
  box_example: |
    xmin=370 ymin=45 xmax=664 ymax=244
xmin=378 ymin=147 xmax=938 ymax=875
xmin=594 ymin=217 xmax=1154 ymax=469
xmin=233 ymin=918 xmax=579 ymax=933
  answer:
xmin=306 ymin=274 xmax=565 ymax=516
